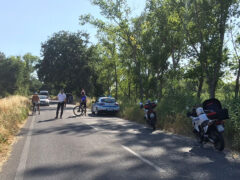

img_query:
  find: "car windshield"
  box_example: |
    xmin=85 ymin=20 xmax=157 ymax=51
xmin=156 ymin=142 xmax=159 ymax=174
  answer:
xmin=39 ymin=92 xmax=48 ymax=96
xmin=39 ymin=95 xmax=48 ymax=99
xmin=101 ymin=98 xmax=115 ymax=103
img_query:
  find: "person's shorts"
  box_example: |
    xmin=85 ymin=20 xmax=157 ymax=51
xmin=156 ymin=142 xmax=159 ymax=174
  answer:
xmin=33 ymin=101 xmax=39 ymax=105
xmin=81 ymin=102 xmax=86 ymax=108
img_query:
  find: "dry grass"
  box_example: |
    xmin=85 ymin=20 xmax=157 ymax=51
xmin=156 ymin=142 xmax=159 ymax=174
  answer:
xmin=0 ymin=96 xmax=30 ymax=169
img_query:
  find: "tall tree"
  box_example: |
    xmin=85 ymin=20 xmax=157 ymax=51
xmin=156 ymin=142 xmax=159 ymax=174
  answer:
xmin=37 ymin=31 xmax=93 ymax=95
xmin=80 ymin=0 xmax=145 ymax=100
xmin=183 ymin=0 xmax=239 ymax=98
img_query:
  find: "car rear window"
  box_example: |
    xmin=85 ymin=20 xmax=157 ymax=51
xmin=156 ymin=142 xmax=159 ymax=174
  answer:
xmin=39 ymin=95 xmax=47 ymax=99
xmin=101 ymin=98 xmax=115 ymax=103
xmin=39 ymin=92 xmax=48 ymax=96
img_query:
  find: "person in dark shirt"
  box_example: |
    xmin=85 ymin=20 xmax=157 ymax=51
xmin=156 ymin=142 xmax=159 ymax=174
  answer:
xmin=80 ymin=89 xmax=87 ymax=115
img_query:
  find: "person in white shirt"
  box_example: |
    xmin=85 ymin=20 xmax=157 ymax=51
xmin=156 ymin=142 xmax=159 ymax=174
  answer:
xmin=55 ymin=89 xmax=66 ymax=119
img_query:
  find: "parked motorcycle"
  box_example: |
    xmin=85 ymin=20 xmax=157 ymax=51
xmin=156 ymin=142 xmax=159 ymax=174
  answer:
xmin=140 ymin=101 xmax=157 ymax=130
xmin=187 ymin=98 xmax=229 ymax=151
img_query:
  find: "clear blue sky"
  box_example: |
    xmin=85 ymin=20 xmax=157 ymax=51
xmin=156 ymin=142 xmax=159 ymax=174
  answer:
xmin=0 ymin=0 xmax=146 ymax=57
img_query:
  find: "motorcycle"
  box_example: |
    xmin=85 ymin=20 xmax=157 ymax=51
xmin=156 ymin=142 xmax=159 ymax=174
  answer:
xmin=140 ymin=101 xmax=157 ymax=130
xmin=187 ymin=98 xmax=229 ymax=151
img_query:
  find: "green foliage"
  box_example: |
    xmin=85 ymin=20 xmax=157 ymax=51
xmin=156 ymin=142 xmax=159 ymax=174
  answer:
xmin=0 ymin=56 xmax=25 ymax=97
xmin=225 ymin=99 xmax=240 ymax=151
xmin=119 ymin=102 xmax=144 ymax=124
xmin=37 ymin=31 xmax=95 ymax=95
xmin=0 ymin=52 xmax=40 ymax=97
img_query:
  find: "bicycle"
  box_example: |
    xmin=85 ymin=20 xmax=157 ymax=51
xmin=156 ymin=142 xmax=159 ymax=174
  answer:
xmin=73 ymin=104 xmax=86 ymax=116
xmin=32 ymin=102 xmax=37 ymax=115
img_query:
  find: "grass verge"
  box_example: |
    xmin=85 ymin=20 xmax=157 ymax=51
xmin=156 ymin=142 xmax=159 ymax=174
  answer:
xmin=0 ymin=96 xmax=30 ymax=169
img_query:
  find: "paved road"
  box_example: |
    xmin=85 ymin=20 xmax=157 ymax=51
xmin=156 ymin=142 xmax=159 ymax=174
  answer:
xmin=0 ymin=103 xmax=240 ymax=180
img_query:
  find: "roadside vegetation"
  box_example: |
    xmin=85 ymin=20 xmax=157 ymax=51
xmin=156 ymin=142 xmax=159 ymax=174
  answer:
xmin=0 ymin=96 xmax=30 ymax=165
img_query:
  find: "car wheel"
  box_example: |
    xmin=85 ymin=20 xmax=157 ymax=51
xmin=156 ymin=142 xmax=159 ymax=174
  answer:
xmin=92 ymin=108 xmax=95 ymax=115
xmin=96 ymin=110 xmax=100 ymax=115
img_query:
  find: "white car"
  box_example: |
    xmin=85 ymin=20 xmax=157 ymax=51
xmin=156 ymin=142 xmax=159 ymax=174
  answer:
xmin=39 ymin=90 xmax=49 ymax=98
xmin=39 ymin=95 xmax=50 ymax=106
xmin=91 ymin=97 xmax=120 ymax=115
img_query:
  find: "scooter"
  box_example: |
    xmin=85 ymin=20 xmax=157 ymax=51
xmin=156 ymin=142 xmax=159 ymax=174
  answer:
xmin=140 ymin=101 xmax=157 ymax=130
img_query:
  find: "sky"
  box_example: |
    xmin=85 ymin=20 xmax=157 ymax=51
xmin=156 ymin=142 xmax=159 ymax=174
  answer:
xmin=0 ymin=0 xmax=146 ymax=57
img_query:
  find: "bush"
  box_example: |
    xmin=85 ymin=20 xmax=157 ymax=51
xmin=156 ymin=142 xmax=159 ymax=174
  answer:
xmin=118 ymin=90 xmax=195 ymax=136
xmin=154 ymin=89 xmax=199 ymax=135
xmin=119 ymin=102 xmax=144 ymax=124
xmin=225 ymin=99 xmax=240 ymax=151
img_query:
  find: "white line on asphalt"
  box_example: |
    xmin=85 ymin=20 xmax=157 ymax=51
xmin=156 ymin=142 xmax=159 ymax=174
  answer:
xmin=14 ymin=115 xmax=35 ymax=180
xmin=89 ymin=125 xmax=98 ymax=131
xmin=121 ymin=145 xmax=167 ymax=174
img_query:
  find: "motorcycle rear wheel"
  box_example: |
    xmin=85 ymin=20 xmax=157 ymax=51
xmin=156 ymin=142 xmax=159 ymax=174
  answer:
xmin=150 ymin=118 xmax=156 ymax=131
xmin=213 ymin=131 xmax=225 ymax=151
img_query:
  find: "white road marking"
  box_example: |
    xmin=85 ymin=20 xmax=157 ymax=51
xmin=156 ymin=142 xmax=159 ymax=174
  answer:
xmin=14 ymin=115 xmax=35 ymax=180
xmin=121 ymin=145 xmax=167 ymax=174
xmin=91 ymin=126 xmax=99 ymax=131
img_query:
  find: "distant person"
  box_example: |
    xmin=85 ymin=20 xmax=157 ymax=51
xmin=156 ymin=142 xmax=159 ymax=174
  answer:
xmin=32 ymin=92 xmax=40 ymax=115
xmin=80 ymin=89 xmax=87 ymax=115
xmin=55 ymin=89 xmax=66 ymax=119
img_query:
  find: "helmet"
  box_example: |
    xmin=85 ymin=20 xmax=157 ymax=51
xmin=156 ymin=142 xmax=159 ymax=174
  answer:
xmin=196 ymin=107 xmax=204 ymax=116
xmin=34 ymin=92 xmax=38 ymax=95
xmin=81 ymin=89 xmax=85 ymax=95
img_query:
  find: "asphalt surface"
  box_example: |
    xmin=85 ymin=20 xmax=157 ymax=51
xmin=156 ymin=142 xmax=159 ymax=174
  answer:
xmin=0 ymin=102 xmax=240 ymax=180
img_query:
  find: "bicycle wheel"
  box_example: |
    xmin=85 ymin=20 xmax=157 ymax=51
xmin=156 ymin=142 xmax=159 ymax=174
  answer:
xmin=73 ymin=106 xmax=84 ymax=116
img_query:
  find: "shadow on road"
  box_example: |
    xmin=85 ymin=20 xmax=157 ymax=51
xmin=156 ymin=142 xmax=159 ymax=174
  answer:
xmin=38 ymin=118 xmax=58 ymax=123
xmin=22 ymin=111 xmax=240 ymax=179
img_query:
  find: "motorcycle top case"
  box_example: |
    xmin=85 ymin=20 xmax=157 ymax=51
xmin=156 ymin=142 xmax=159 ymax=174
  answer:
xmin=202 ymin=98 xmax=229 ymax=120
xmin=144 ymin=103 xmax=157 ymax=109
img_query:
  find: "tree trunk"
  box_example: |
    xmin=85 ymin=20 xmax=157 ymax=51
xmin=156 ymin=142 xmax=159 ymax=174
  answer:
xmin=197 ymin=74 xmax=204 ymax=99
xmin=158 ymin=77 xmax=163 ymax=100
xmin=134 ymin=46 xmax=143 ymax=101
xmin=128 ymin=81 xmax=131 ymax=99
xmin=114 ymin=62 xmax=118 ymax=100
xmin=209 ymin=79 xmax=217 ymax=99
xmin=235 ymin=60 xmax=240 ymax=99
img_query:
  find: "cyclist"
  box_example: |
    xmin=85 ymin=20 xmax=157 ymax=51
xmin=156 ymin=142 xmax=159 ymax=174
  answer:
xmin=32 ymin=92 xmax=40 ymax=115
xmin=80 ymin=89 xmax=87 ymax=115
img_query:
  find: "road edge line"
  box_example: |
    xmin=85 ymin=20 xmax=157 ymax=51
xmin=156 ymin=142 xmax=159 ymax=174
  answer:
xmin=14 ymin=115 xmax=35 ymax=180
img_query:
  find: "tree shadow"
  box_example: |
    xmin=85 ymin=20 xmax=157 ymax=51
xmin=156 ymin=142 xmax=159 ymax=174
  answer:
xmin=21 ymin=114 xmax=240 ymax=179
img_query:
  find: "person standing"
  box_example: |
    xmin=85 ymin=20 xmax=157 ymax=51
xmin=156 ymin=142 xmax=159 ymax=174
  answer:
xmin=80 ymin=90 xmax=87 ymax=116
xmin=55 ymin=89 xmax=66 ymax=119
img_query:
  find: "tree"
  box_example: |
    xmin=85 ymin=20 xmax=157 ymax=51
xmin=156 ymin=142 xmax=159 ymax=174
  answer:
xmin=37 ymin=31 xmax=93 ymax=95
xmin=80 ymin=0 xmax=145 ymax=101
xmin=182 ymin=0 xmax=239 ymax=98
xmin=0 ymin=56 xmax=25 ymax=96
